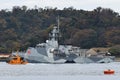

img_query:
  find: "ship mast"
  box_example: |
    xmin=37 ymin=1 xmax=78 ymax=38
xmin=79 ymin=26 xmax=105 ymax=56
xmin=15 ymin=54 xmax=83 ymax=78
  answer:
xmin=57 ymin=16 xmax=60 ymax=54
xmin=57 ymin=16 xmax=60 ymax=34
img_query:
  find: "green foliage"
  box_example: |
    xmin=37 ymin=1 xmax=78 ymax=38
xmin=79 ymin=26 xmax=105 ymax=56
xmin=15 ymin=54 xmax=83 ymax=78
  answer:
xmin=109 ymin=45 xmax=120 ymax=57
xmin=0 ymin=6 xmax=120 ymax=53
xmin=71 ymin=29 xmax=97 ymax=48
xmin=105 ymin=29 xmax=120 ymax=46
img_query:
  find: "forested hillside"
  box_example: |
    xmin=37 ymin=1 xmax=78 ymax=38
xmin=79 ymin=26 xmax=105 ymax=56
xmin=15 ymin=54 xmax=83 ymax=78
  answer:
xmin=0 ymin=6 xmax=120 ymax=53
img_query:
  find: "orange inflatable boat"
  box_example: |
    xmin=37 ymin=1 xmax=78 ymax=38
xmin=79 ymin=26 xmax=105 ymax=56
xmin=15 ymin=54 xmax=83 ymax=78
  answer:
xmin=104 ymin=69 xmax=115 ymax=74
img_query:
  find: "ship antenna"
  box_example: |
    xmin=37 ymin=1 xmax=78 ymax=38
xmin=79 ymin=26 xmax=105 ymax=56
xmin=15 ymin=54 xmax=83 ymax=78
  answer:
xmin=57 ymin=16 xmax=60 ymax=33
xmin=57 ymin=16 xmax=60 ymax=54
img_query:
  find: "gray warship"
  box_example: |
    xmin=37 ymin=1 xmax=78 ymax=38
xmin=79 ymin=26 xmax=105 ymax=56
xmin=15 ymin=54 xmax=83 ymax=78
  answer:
xmin=24 ymin=24 xmax=80 ymax=63
xmin=12 ymin=18 xmax=115 ymax=63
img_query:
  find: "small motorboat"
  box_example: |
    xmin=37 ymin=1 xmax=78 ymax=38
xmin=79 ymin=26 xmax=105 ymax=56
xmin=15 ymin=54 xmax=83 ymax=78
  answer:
xmin=6 ymin=54 xmax=28 ymax=65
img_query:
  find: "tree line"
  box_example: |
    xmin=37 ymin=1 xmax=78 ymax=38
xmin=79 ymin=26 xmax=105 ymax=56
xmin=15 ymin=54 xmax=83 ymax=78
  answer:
xmin=0 ymin=6 xmax=120 ymax=53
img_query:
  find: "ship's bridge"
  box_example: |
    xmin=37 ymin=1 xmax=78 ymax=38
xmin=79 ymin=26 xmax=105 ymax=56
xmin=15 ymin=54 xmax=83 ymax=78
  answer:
xmin=36 ymin=43 xmax=46 ymax=48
